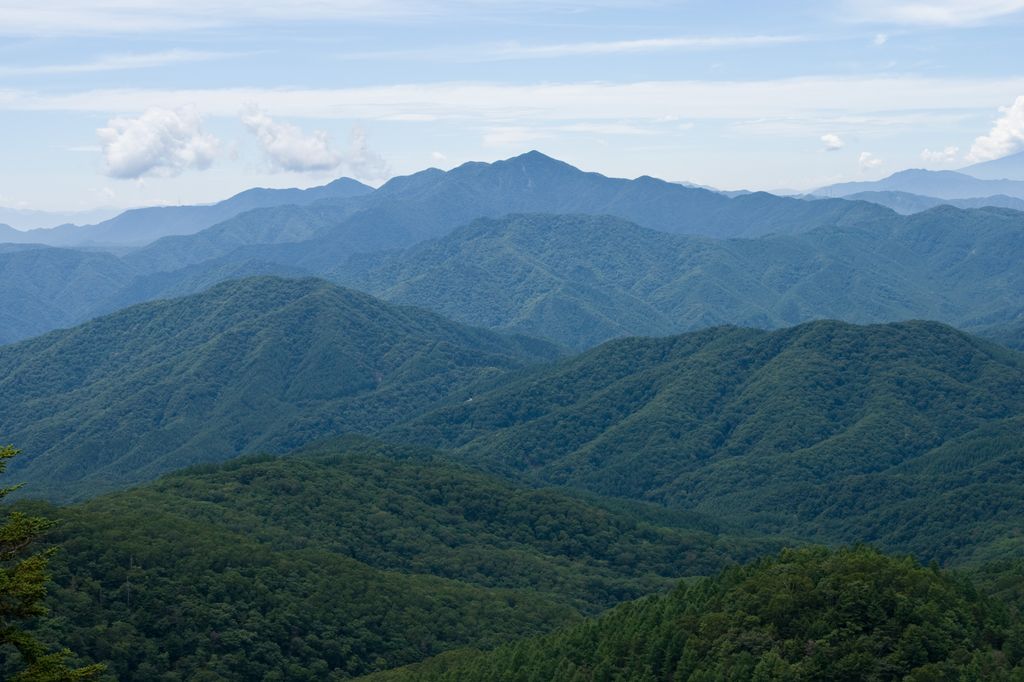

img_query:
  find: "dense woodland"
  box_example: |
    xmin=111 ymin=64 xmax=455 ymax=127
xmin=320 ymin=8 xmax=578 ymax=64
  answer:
xmin=365 ymin=547 xmax=1024 ymax=681
xmin=2 ymin=152 xmax=1024 ymax=680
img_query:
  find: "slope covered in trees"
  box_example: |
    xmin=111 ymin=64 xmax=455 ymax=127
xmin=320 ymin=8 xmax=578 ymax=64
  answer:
xmin=365 ymin=547 xmax=1024 ymax=681
xmin=20 ymin=439 xmax=773 ymax=681
xmin=396 ymin=320 xmax=1024 ymax=564
xmin=0 ymin=276 xmax=559 ymax=500
xmin=336 ymin=209 xmax=1024 ymax=350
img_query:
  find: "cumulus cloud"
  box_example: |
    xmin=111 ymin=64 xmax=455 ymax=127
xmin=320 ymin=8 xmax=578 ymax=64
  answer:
xmin=241 ymin=106 xmax=342 ymax=172
xmin=921 ymin=146 xmax=960 ymax=163
xmin=967 ymin=95 xmax=1024 ymax=162
xmin=859 ymin=151 xmax=883 ymax=169
xmin=97 ymin=106 xmax=219 ymax=179
xmin=821 ymin=133 xmax=845 ymax=151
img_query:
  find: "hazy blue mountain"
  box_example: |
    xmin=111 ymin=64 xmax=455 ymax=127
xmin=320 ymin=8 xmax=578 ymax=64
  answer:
xmin=335 ymin=209 xmax=1024 ymax=349
xmin=2 ymin=177 xmax=372 ymax=249
xmin=816 ymin=168 xmax=1024 ymax=200
xmin=127 ymin=151 xmax=892 ymax=275
xmin=0 ymin=244 xmax=136 ymax=345
xmin=396 ymin=320 xmax=1024 ymax=564
xmin=837 ymin=190 xmax=1024 ymax=214
xmin=0 ymin=206 xmax=119 ymax=231
xmin=0 ymin=276 xmax=559 ymax=499
xmin=961 ymin=149 xmax=1024 ymax=181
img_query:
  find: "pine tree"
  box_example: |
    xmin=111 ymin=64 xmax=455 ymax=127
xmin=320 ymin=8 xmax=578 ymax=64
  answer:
xmin=0 ymin=444 xmax=104 ymax=681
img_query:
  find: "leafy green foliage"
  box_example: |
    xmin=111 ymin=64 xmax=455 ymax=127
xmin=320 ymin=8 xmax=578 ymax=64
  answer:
xmin=24 ymin=440 xmax=773 ymax=680
xmin=0 ymin=445 xmax=104 ymax=681
xmin=335 ymin=210 xmax=1024 ymax=350
xmin=365 ymin=547 xmax=1024 ymax=681
xmin=0 ymin=277 xmax=559 ymax=500
xmin=397 ymin=319 xmax=1024 ymax=564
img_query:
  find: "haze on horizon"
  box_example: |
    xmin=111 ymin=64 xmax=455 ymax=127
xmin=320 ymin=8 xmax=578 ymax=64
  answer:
xmin=1 ymin=0 xmax=1024 ymax=213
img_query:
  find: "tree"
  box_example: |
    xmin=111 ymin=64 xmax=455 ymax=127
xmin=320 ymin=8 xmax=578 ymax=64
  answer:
xmin=1 ymin=444 xmax=104 ymax=681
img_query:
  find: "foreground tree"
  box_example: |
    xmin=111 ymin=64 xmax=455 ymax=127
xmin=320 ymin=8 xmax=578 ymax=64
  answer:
xmin=0 ymin=444 xmax=104 ymax=681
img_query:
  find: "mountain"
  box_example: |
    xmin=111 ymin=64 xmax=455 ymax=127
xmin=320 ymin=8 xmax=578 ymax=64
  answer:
xmin=367 ymin=547 xmax=1024 ymax=681
xmin=961 ymin=149 xmax=1024 ymax=181
xmin=395 ymin=320 xmax=1024 ymax=564
xmin=335 ymin=209 xmax=1024 ymax=350
xmin=0 ymin=276 xmax=560 ymax=500
xmin=0 ymin=206 xmax=119 ymax=231
xmin=1 ymin=177 xmax=373 ymax=249
xmin=21 ymin=439 xmax=773 ymax=680
xmin=837 ymin=190 xmax=1024 ymax=214
xmin=0 ymin=244 xmax=137 ymax=345
xmin=126 ymin=151 xmax=892 ymax=275
xmin=816 ymin=169 xmax=1024 ymax=200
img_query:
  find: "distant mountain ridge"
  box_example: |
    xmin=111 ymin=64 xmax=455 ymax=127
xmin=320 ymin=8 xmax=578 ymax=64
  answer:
xmin=832 ymin=190 xmax=1024 ymax=214
xmin=816 ymin=168 xmax=1024 ymax=200
xmin=335 ymin=210 xmax=1024 ymax=349
xmin=0 ymin=177 xmax=372 ymax=248
xmin=960 ymin=149 xmax=1024 ymax=180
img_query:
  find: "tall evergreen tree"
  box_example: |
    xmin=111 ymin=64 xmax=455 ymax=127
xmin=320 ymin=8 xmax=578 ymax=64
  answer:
xmin=0 ymin=444 xmax=103 ymax=681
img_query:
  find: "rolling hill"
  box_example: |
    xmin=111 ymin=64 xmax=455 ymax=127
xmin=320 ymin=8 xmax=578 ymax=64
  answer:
xmin=17 ymin=439 xmax=774 ymax=680
xmin=0 ymin=276 xmax=559 ymax=500
xmin=961 ymin=149 xmax=1024 ymax=181
xmin=395 ymin=320 xmax=1024 ymax=564
xmin=366 ymin=547 xmax=1024 ymax=681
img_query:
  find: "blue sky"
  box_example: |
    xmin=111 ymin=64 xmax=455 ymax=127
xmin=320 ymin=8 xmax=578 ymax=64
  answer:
xmin=1 ymin=0 xmax=1024 ymax=212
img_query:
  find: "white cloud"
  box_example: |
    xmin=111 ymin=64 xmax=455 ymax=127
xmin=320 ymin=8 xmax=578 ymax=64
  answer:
xmin=859 ymin=151 xmax=883 ymax=169
xmin=345 ymin=126 xmax=390 ymax=184
xmin=0 ymin=50 xmax=235 ymax=77
xmin=873 ymin=33 xmax=888 ymax=45
xmin=847 ymin=0 xmax=1024 ymax=25
xmin=431 ymin=151 xmax=447 ymax=161
xmin=241 ymin=106 xmax=342 ymax=172
xmin=967 ymin=95 xmax=1024 ymax=162
xmin=97 ymin=106 xmax=219 ymax=179
xmin=821 ymin=133 xmax=845 ymax=150
xmin=920 ymin=145 xmax=960 ymax=163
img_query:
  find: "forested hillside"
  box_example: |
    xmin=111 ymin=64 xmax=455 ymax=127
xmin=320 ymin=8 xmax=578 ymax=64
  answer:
xmin=16 ymin=440 xmax=775 ymax=680
xmin=0 ymin=277 xmax=559 ymax=499
xmin=396 ymin=320 xmax=1024 ymax=564
xmin=336 ymin=210 xmax=1024 ymax=349
xmin=365 ymin=547 xmax=1024 ymax=681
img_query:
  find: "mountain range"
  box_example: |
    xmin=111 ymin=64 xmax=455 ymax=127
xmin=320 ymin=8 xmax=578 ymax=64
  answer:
xmin=394 ymin=318 xmax=1024 ymax=565
xmin=0 ymin=177 xmax=372 ymax=248
xmin=9 ymin=151 xmax=1024 ymax=352
xmin=0 ymin=277 xmax=558 ymax=499
xmin=816 ymin=168 xmax=1024 ymax=200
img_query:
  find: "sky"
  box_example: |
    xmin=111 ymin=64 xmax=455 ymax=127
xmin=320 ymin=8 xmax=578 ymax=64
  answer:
xmin=1 ymin=0 xmax=1024 ymax=213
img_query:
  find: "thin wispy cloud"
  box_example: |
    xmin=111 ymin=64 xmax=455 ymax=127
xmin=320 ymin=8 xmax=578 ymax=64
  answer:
xmin=846 ymin=0 xmax=1024 ymax=26
xmin=0 ymin=50 xmax=238 ymax=77
xmin=337 ymin=35 xmax=806 ymax=62
xmin=490 ymin=35 xmax=806 ymax=59
xmin=5 ymin=77 xmax=1022 ymax=129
